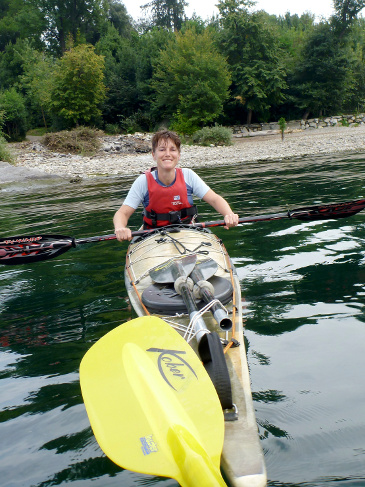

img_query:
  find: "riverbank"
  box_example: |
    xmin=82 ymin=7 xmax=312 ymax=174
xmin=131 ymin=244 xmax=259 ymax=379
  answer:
xmin=3 ymin=125 xmax=365 ymax=184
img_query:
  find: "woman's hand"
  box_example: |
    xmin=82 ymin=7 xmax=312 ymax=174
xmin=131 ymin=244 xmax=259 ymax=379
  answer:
xmin=224 ymin=213 xmax=239 ymax=229
xmin=115 ymin=227 xmax=132 ymax=241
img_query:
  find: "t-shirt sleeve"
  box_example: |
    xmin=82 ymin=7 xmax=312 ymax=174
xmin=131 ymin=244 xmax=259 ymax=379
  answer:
xmin=182 ymin=168 xmax=210 ymax=199
xmin=123 ymin=174 xmax=148 ymax=209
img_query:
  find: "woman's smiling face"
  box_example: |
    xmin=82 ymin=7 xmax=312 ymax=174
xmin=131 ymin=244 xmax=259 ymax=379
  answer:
xmin=152 ymin=138 xmax=180 ymax=171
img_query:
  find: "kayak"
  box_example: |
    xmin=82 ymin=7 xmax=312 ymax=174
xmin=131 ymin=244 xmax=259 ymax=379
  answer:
xmin=125 ymin=224 xmax=267 ymax=487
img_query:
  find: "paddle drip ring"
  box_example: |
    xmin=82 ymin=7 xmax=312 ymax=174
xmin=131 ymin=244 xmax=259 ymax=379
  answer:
xmin=193 ymin=279 xmax=214 ymax=299
xmin=174 ymin=276 xmax=194 ymax=294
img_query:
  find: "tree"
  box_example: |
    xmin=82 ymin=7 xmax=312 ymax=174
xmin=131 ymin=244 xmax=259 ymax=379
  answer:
xmin=141 ymin=0 xmax=188 ymax=30
xmin=151 ymin=27 xmax=231 ymax=134
xmin=332 ymin=0 xmax=365 ymax=36
xmin=20 ymin=46 xmax=54 ymax=129
xmin=107 ymin=0 xmax=135 ymax=37
xmin=50 ymin=44 xmax=106 ymax=127
xmin=0 ymin=0 xmax=46 ymax=51
xmin=96 ymin=25 xmax=140 ymax=125
xmin=0 ymin=87 xmax=27 ymax=141
xmin=34 ymin=0 xmax=109 ymax=54
xmin=347 ymin=16 xmax=365 ymax=111
xmin=289 ymin=22 xmax=356 ymax=117
xmin=218 ymin=1 xmax=287 ymax=123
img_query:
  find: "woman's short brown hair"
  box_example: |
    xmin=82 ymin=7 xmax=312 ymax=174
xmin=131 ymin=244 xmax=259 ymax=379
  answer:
xmin=152 ymin=130 xmax=181 ymax=152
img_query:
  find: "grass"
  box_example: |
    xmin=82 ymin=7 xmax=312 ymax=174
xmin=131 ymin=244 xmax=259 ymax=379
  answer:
xmin=42 ymin=126 xmax=103 ymax=155
xmin=0 ymin=136 xmax=15 ymax=164
xmin=27 ymin=127 xmax=49 ymax=137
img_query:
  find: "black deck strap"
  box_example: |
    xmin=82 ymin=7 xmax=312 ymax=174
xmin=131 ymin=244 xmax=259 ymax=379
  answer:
xmin=144 ymin=205 xmax=198 ymax=224
xmin=198 ymin=331 xmax=233 ymax=410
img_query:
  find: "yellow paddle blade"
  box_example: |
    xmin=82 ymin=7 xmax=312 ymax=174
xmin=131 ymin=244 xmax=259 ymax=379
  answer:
xmin=80 ymin=316 xmax=227 ymax=487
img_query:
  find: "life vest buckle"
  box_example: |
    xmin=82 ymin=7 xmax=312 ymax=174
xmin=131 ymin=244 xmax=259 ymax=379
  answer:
xmin=168 ymin=211 xmax=182 ymax=224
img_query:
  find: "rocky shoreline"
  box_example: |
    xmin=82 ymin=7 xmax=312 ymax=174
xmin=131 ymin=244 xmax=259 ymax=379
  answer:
xmin=3 ymin=125 xmax=365 ymax=184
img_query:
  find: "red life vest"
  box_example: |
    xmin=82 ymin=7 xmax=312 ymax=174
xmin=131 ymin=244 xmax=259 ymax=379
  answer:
xmin=143 ymin=168 xmax=197 ymax=228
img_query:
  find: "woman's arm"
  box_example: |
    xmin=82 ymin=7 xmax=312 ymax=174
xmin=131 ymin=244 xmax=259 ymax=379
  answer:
xmin=202 ymin=189 xmax=239 ymax=228
xmin=113 ymin=205 xmax=136 ymax=241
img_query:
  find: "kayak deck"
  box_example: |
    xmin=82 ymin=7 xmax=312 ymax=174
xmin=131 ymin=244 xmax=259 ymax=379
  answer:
xmin=125 ymin=225 xmax=267 ymax=487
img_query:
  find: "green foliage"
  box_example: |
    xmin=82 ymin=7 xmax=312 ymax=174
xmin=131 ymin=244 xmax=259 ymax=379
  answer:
xmin=332 ymin=0 xmax=365 ymax=36
xmin=268 ymin=12 xmax=315 ymax=71
xmin=107 ymin=0 xmax=135 ymax=38
xmin=141 ymin=0 xmax=188 ymax=31
xmin=0 ymin=0 xmax=46 ymax=51
xmin=27 ymin=127 xmax=49 ymax=136
xmin=290 ymin=23 xmax=357 ymax=116
xmin=278 ymin=117 xmax=287 ymax=131
xmin=171 ymin=110 xmax=199 ymax=136
xmin=0 ymin=109 xmax=15 ymax=163
xmin=0 ymin=87 xmax=27 ymax=141
xmin=152 ymin=27 xmax=231 ymax=134
xmin=191 ymin=125 xmax=233 ymax=146
xmin=218 ymin=5 xmax=287 ymax=123
xmin=50 ymin=44 xmax=106 ymax=127
xmin=2 ymin=0 xmax=365 ymax=128
xmin=19 ymin=44 xmax=55 ymax=129
xmin=0 ymin=135 xmax=14 ymax=163
xmin=134 ymin=27 xmax=174 ymax=103
xmin=118 ymin=110 xmax=156 ymax=133
xmin=35 ymin=0 xmax=110 ymax=55
xmin=278 ymin=117 xmax=286 ymax=140
xmin=340 ymin=118 xmax=350 ymax=126
xmin=42 ymin=126 xmax=103 ymax=155
xmin=96 ymin=25 xmax=140 ymax=124
xmin=104 ymin=123 xmax=121 ymax=134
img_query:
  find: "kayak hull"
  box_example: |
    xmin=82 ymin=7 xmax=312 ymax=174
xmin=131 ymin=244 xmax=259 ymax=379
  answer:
xmin=125 ymin=225 xmax=267 ymax=487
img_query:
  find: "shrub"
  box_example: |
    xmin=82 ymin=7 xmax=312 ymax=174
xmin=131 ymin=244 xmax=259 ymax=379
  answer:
xmin=0 ymin=88 xmax=27 ymax=141
xmin=340 ymin=118 xmax=350 ymax=127
xmin=0 ymin=110 xmax=14 ymax=163
xmin=191 ymin=125 xmax=233 ymax=146
xmin=278 ymin=117 xmax=287 ymax=140
xmin=171 ymin=110 xmax=199 ymax=136
xmin=42 ymin=127 xmax=103 ymax=155
xmin=50 ymin=44 xmax=106 ymax=127
xmin=118 ymin=111 xmax=155 ymax=134
xmin=104 ymin=123 xmax=121 ymax=135
xmin=0 ymin=136 xmax=15 ymax=164
xmin=27 ymin=127 xmax=49 ymax=136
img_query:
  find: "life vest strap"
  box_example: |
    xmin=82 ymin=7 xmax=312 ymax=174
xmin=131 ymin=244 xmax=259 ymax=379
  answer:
xmin=143 ymin=205 xmax=198 ymax=226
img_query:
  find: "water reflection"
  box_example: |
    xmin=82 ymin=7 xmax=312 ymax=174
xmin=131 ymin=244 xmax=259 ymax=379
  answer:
xmin=1 ymin=152 xmax=365 ymax=486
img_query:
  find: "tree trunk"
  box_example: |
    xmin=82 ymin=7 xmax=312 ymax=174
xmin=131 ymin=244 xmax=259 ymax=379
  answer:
xmin=246 ymin=109 xmax=252 ymax=125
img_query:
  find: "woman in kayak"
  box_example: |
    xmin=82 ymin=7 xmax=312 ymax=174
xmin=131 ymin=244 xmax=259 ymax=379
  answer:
xmin=113 ymin=129 xmax=239 ymax=241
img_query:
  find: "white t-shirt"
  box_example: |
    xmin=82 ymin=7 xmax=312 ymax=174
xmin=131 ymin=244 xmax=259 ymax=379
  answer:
xmin=123 ymin=168 xmax=210 ymax=209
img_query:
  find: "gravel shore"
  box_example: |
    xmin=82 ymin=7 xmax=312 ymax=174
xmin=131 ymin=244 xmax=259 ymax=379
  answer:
xmin=3 ymin=125 xmax=365 ymax=184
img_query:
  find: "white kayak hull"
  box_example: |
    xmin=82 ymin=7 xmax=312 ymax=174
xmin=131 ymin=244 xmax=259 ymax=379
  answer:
xmin=125 ymin=225 xmax=267 ymax=487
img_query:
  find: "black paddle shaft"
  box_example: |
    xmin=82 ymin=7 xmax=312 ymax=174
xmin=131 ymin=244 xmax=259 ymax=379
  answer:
xmin=197 ymin=198 xmax=365 ymax=228
xmin=166 ymin=258 xmax=234 ymax=411
xmin=1 ymin=198 xmax=365 ymax=265
xmin=190 ymin=265 xmax=232 ymax=331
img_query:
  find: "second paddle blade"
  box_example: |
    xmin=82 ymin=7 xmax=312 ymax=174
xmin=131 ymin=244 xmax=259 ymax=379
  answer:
xmin=80 ymin=316 xmax=226 ymax=487
xmin=0 ymin=234 xmax=74 ymax=265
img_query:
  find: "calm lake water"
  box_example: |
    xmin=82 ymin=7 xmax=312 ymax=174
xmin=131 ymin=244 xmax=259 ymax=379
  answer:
xmin=1 ymin=152 xmax=365 ymax=487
